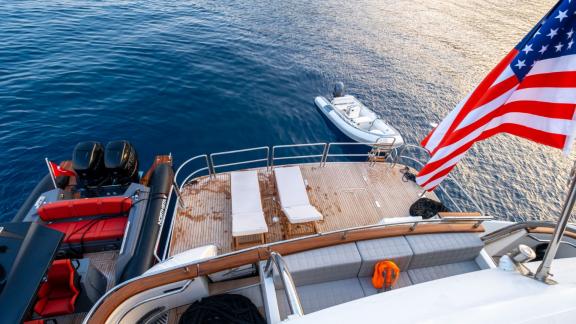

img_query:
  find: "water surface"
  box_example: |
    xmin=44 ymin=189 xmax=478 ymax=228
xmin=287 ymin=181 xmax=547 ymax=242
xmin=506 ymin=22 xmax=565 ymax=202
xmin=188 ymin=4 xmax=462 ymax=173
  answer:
xmin=0 ymin=0 xmax=565 ymax=221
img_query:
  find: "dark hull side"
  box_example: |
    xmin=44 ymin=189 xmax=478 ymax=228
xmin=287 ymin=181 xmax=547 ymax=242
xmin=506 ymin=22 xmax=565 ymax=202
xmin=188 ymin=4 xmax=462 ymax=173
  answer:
xmin=116 ymin=163 xmax=174 ymax=282
xmin=12 ymin=174 xmax=54 ymax=222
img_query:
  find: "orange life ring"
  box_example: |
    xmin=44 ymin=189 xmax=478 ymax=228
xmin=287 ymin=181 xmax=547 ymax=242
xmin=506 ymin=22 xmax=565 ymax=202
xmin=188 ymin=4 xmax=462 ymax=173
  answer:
xmin=372 ymin=260 xmax=400 ymax=290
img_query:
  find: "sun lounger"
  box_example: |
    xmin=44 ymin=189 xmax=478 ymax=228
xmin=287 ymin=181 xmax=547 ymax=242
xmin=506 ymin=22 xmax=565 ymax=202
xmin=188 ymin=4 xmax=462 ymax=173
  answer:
xmin=231 ymin=171 xmax=268 ymax=248
xmin=274 ymin=166 xmax=323 ymax=235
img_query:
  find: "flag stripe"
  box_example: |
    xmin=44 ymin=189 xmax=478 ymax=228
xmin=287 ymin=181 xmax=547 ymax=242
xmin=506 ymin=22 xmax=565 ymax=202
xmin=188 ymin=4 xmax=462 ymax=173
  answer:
xmin=418 ymin=121 xmax=569 ymax=188
xmin=519 ymin=71 xmax=576 ymax=89
xmin=456 ymin=86 xmax=518 ymax=130
xmin=507 ymin=87 xmax=576 ymax=104
xmin=440 ymin=101 xmax=576 ymax=148
xmin=432 ymin=112 xmax=574 ymax=162
xmin=474 ymin=75 xmax=519 ymax=108
xmin=492 ymin=66 xmax=515 ymax=85
xmin=414 ymin=152 xmax=466 ymax=184
xmin=418 ymin=113 xmax=574 ymax=187
xmin=528 ymin=54 xmax=576 ymax=76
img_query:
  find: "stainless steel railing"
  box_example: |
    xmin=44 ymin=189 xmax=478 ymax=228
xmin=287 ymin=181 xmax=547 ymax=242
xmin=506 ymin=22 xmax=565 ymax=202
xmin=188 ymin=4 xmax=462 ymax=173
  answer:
xmin=481 ymin=221 xmax=576 ymax=244
xmin=264 ymin=252 xmax=304 ymax=317
xmin=119 ymin=280 xmax=193 ymax=323
xmin=271 ymin=143 xmax=327 ymax=168
xmin=174 ymin=154 xmax=211 ymax=188
xmin=210 ymin=146 xmax=269 ymax=176
xmin=323 ymin=141 xmax=393 ymax=167
xmin=174 ymin=141 xmax=399 ymax=189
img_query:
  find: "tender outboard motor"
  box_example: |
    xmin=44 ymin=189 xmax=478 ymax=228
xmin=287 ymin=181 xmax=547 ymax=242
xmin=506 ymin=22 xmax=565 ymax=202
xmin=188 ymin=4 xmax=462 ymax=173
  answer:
xmin=104 ymin=140 xmax=139 ymax=185
xmin=72 ymin=141 xmax=107 ymax=188
xmin=333 ymin=82 xmax=345 ymax=97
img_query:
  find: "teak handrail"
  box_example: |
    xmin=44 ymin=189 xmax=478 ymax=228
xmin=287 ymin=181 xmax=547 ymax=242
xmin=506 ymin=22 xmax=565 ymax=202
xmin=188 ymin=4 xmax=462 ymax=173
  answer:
xmin=85 ymin=222 xmax=484 ymax=323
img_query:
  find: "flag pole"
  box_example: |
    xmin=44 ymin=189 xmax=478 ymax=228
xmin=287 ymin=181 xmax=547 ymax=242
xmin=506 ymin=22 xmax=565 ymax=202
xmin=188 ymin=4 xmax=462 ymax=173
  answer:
xmin=44 ymin=158 xmax=58 ymax=189
xmin=534 ymin=159 xmax=576 ymax=283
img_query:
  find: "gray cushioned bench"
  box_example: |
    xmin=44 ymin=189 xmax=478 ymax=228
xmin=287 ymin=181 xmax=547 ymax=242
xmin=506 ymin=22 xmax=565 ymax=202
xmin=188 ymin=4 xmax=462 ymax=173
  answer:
xmin=356 ymin=236 xmax=414 ymax=296
xmin=276 ymin=278 xmax=365 ymax=319
xmin=273 ymin=233 xmax=485 ymax=319
xmin=273 ymin=243 xmax=361 ymax=288
xmin=272 ymin=243 xmax=363 ymax=319
xmin=405 ymin=233 xmax=483 ymax=284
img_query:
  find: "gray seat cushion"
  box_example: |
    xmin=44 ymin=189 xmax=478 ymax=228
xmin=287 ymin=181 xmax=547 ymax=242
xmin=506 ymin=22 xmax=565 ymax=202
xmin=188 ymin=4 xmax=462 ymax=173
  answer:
xmin=406 ymin=233 xmax=483 ymax=269
xmin=358 ymin=273 xmax=412 ymax=296
xmin=356 ymin=237 xmax=413 ymax=276
xmin=274 ymin=243 xmax=361 ymax=287
xmin=276 ymin=278 xmax=365 ymax=319
xmin=408 ymin=261 xmax=480 ymax=284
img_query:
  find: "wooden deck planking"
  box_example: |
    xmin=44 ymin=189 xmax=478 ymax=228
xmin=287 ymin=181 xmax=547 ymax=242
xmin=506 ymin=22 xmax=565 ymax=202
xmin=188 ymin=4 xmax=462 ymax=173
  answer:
xmin=170 ymin=162 xmax=437 ymax=256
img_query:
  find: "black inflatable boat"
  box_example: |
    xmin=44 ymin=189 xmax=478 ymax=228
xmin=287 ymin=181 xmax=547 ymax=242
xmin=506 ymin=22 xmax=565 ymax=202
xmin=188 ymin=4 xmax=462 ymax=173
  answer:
xmin=4 ymin=140 xmax=175 ymax=323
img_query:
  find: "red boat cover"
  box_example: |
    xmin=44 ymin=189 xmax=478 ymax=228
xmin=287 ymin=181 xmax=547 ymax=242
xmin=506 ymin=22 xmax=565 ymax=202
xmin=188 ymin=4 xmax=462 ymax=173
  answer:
xmin=37 ymin=197 xmax=132 ymax=221
xmin=34 ymin=259 xmax=80 ymax=317
xmin=47 ymin=217 xmax=128 ymax=243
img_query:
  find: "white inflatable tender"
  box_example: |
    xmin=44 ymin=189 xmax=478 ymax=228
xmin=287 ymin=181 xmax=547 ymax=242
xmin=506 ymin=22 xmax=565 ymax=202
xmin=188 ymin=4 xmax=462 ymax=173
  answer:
xmin=314 ymin=94 xmax=403 ymax=147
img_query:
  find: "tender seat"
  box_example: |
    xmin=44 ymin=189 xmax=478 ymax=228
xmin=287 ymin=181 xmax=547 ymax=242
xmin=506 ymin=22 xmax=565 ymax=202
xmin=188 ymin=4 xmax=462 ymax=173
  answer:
xmin=231 ymin=171 xmax=268 ymax=247
xmin=353 ymin=116 xmax=373 ymax=129
xmin=346 ymin=105 xmax=361 ymax=118
xmin=47 ymin=217 xmax=128 ymax=243
xmin=37 ymin=197 xmax=132 ymax=221
xmin=274 ymin=166 xmax=323 ymax=231
xmin=34 ymin=259 xmax=80 ymax=317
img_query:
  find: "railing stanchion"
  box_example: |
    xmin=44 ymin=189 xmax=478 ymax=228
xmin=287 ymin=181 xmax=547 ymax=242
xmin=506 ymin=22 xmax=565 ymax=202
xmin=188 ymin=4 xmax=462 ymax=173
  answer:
xmin=208 ymin=154 xmax=216 ymax=178
xmin=172 ymin=180 xmax=185 ymax=209
xmin=322 ymin=143 xmax=331 ymax=167
xmin=265 ymin=252 xmax=303 ymax=317
xmin=320 ymin=143 xmax=328 ymax=167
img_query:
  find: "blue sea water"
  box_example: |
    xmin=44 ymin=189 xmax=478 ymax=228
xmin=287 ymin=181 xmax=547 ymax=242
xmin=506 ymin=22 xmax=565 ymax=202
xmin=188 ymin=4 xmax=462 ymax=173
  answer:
xmin=0 ymin=0 xmax=568 ymax=222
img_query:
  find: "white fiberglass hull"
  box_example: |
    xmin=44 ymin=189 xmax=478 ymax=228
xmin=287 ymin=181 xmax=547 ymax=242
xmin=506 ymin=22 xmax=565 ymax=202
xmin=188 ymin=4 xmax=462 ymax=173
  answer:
xmin=314 ymin=96 xmax=404 ymax=147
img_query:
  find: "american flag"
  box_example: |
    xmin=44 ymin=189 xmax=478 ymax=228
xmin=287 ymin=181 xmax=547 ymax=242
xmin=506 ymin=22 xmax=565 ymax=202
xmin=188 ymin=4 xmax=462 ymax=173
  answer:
xmin=416 ymin=0 xmax=576 ymax=191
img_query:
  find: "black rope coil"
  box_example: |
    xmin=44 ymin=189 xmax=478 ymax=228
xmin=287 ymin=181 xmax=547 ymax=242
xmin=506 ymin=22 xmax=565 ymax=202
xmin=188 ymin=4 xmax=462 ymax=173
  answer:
xmin=409 ymin=198 xmax=449 ymax=219
xmin=179 ymin=294 xmax=266 ymax=324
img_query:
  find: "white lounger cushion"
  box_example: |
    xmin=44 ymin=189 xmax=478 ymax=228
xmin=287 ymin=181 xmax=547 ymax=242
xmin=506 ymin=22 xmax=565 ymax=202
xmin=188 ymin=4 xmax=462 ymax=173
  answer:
xmin=274 ymin=166 xmax=311 ymax=207
xmin=231 ymin=171 xmax=268 ymax=237
xmin=283 ymin=205 xmax=323 ymax=224
xmin=274 ymin=166 xmax=323 ymax=224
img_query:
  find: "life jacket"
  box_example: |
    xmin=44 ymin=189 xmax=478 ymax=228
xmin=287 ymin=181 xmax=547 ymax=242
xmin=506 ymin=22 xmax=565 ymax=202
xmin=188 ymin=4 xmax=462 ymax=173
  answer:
xmin=372 ymin=260 xmax=400 ymax=290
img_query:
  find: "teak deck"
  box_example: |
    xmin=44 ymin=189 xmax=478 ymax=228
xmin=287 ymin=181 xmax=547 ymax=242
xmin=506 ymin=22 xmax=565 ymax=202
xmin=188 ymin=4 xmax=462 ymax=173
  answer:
xmin=169 ymin=162 xmax=438 ymax=256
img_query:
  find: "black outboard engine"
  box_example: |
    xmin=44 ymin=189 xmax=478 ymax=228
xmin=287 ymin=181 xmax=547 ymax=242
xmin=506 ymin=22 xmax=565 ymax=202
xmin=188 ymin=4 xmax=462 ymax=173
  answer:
xmin=72 ymin=141 xmax=107 ymax=188
xmin=333 ymin=82 xmax=345 ymax=98
xmin=104 ymin=140 xmax=139 ymax=186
